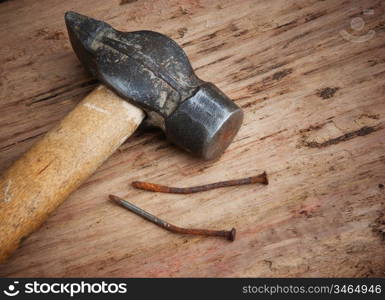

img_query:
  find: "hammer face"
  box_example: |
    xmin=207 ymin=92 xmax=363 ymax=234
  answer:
xmin=65 ymin=11 xmax=244 ymax=160
xmin=166 ymin=83 xmax=243 ymax=160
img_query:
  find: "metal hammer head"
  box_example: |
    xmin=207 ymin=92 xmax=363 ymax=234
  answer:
xmin=65 ymin=11 xmax=243 ymax=160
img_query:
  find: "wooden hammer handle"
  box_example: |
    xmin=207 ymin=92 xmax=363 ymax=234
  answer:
xmin=0 ymin=85 xmax=145 ymax=262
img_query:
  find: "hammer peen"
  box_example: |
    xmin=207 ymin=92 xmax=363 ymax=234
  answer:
xmin=0 ymin=12 xmax=243 ymax=262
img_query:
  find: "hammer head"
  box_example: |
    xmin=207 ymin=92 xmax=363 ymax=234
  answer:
xmin=65 ymin=11 xmax=243 ymax=160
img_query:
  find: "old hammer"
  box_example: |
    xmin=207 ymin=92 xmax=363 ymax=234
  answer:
xmin=0 ymin=12 xmax=243 ymax=262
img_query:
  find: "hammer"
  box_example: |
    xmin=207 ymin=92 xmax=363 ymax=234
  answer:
xmin=0 ymin=12 xmax=243 ymax=262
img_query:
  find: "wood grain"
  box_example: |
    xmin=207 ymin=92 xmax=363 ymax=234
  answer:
xmin=0 ymin=0 xmax=384 ymax=277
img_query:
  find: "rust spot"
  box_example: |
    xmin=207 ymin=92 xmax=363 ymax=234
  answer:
xmin=317 ymin=87 xmax=339 ymax=99
xmin=132 ymin=172 xmax=268 ymax=194
xmin=110 ymin=195 xmax=236 ymax=241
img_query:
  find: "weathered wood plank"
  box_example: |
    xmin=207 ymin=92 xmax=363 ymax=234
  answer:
xmin=0 ymin=0 xmax=384 ymax=277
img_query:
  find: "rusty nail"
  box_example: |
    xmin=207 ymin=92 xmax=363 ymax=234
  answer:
xmin=110 ymin=195 xmax=236 ymax=241
xmin=132 ymin=172 xmax=268 ymax=194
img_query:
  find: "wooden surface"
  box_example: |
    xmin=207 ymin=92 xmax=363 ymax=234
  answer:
xmin=0 ymin=0 xmax=384 ymax=277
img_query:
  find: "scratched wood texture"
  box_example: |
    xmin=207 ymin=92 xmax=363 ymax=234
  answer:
xmin=0 ymin=0 xmax=384 ymax=277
